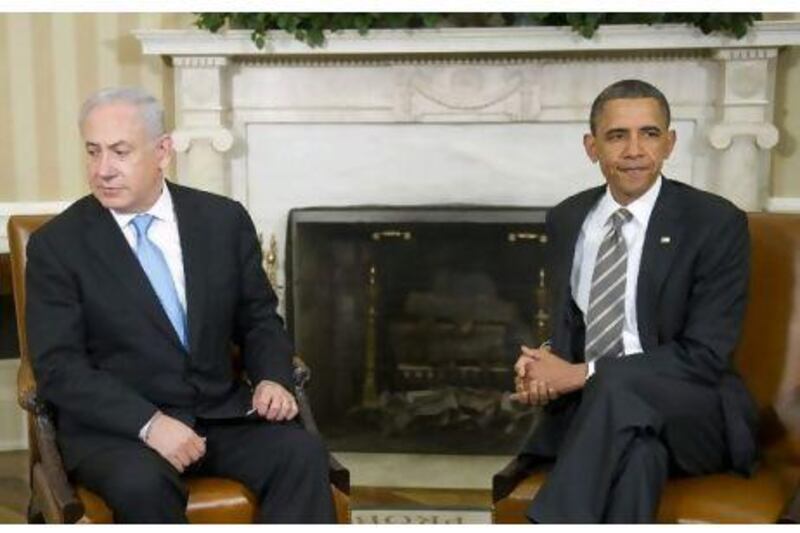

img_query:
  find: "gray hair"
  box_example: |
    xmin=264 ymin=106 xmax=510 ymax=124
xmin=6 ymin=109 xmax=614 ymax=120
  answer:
xmin=589 ymin=79 xmax=671 ymax=135
xmin=79 ymin=87 xmax=165 ymax=139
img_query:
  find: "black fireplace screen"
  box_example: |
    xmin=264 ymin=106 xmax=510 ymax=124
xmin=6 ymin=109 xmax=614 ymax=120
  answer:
xmin=286 ymin=206 xmax=549 ymax=454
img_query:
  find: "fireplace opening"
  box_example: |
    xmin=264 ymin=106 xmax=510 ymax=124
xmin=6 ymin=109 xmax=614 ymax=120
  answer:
xmin=286 ymin=206 xmax=549 ymax=455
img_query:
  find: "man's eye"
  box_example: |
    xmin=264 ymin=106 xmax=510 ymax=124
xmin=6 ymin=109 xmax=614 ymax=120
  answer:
xmin=114 ymin=150 xmax=129 ymax=158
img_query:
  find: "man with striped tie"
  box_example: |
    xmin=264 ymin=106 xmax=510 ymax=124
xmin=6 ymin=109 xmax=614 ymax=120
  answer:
xmin=25 ymin=87 xmax=335 ymax=522
xmin=511 ymin=79 xmax=757 ymax=523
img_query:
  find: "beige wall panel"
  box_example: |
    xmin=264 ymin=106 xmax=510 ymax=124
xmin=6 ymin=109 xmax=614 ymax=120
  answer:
xmin=95 ymin=13 xmax=121 ymax=91
xmin=75 ymin=13 xmax=99 ymax=104
xmin=0 ymin=16 xmax=17 ymax=199
xmin=6 ymin=14 xmax=39 ymax=201
xmin=771 ymin=14 xmax=800 ymax=197
xmin=50 ymin=14 xmax=84 ymax=200
xmin=772 ymin=48 xmax=800 ymax=197
xmin=32 ymin=15 xmax=61 ymax=200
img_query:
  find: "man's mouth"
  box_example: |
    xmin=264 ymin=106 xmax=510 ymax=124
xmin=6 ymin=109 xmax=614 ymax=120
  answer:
xmin=619 ymin=166 xmax=650 ymax=176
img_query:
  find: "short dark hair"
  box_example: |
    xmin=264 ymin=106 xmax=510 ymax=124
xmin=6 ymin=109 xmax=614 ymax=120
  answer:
xmin=589 ymin=79 xmax=671 ymax=135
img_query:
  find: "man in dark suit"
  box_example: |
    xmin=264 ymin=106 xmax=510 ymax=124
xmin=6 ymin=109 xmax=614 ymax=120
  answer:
xmin=25 ymin=87 xmax=335 ymax=523
xmin=512 ymin=79 xmax=758 ymax=523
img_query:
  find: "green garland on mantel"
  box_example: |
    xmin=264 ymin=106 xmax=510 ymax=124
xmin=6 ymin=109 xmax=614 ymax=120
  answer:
xmin=194 ymin=13 xmax=762 ymax=49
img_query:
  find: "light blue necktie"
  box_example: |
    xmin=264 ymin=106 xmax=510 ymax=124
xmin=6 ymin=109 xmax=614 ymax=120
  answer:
xmin=131 ymin=214 xmax=188 ymax=348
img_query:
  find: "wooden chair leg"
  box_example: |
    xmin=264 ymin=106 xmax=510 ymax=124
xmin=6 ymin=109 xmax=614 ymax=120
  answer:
xmin=27 ymin=499 xmax=44 ymax=524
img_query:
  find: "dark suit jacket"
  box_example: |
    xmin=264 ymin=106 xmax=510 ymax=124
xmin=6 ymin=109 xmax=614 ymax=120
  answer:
xmin=540 ymin=177 xmax=758 ymax=474
xmin=26 ymin=181 xmax=294 ymax=469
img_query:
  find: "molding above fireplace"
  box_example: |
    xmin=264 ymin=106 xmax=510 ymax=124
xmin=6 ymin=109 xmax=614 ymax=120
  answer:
xmin=136 ymin=21 xmax=800 ymax=56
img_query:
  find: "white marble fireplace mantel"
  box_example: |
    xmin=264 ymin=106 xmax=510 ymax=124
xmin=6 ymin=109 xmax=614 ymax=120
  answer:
xmin=138 ymin=22 xmax=800 ymax=55
xmin=136 ymin=21 xmax=800 ymax=291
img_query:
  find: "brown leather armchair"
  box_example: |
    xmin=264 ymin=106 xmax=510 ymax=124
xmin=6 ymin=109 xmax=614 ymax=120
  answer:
xmin=9 ymin=214 xmax=351 ymax=524
xmin=492 ymin=212 xmax=800 ymax=524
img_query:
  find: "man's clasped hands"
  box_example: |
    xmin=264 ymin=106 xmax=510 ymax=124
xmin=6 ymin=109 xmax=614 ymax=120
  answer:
xmin=511 ymin=345 xmax=588 ymax=406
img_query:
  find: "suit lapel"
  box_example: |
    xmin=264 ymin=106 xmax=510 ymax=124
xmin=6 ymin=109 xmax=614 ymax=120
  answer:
xmin=83 ymin=198 xmax=185 ymax=349
xmin=636 ymin=179 xmax=683 ymax=350
xmin=552 ymin=186 xmax=604 ymax=358
xmin=169 ymin=182 xmax=207 ymax=356
xmin=561 ymin=188 xmax=605 ymax=260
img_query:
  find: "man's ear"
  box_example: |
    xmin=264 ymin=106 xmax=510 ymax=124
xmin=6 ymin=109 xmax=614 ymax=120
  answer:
xmin=665 ymin=129 xmax=677 ymax=159
xmin=583 ymin=133 xmax=598 ymax=163
xmin=156 ymin=134 xmax=174 ymax=171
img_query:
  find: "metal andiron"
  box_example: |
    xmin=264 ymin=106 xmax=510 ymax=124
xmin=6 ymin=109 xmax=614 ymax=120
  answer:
xmin=361 ymin=264 xmax=380 ymax=408
xmin=351 ymin=229 xmax=415 ymax=419
xmin=263 ymin=233 xmax=279 ymax=289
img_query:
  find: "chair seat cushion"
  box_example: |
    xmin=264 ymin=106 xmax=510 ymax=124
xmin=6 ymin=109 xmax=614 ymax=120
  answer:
xmin=77 ymin=477 xmax=256 ymax=523
xmin=493 ymin=464 xmax=800 ymax=523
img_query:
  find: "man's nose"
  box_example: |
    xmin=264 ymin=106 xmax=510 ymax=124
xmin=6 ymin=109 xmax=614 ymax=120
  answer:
xmin=95 ymin=153 xmax=116 ymax=179
xmin=623 ymin=134 xmax=644 ymax=157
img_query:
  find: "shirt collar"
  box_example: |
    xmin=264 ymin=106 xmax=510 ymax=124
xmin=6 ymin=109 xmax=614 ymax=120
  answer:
xmin=110 ymin=179 xmax=176 ymax=231
xmin=596 ymin=176 xmax=662 ymax=228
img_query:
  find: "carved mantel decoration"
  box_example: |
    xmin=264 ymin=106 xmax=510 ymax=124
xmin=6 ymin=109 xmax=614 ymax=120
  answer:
xmin=136 ymin=22 xmax=800 ymax=291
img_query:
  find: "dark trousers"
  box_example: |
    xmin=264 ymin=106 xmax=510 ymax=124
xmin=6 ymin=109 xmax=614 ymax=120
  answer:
xmin=522 ymin=363 xmax=728 ymax=523
xmin=70 ymin=419 xmax=336 ymax=523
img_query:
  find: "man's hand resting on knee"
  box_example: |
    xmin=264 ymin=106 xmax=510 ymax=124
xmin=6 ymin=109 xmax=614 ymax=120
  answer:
xmin=251 ymin=380 xmax=299 ymax=421
xmin=511 ymin=345 xmax=588 ymax=406
xmin=144 ymin=412 xmax=206 ymax=473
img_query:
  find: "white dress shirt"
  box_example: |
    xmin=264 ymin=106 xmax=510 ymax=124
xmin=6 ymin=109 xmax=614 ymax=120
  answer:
xmin=570 ymin=177 xmax=662 ymax=376
xmin=109 ymin=181 xmax=187 ymax=312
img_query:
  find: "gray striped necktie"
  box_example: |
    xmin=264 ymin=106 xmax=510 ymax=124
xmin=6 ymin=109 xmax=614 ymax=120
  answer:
xmin=584 ymin=208 xmax=633 ymax=363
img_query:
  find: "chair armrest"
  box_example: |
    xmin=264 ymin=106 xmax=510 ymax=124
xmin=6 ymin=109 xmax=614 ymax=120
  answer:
xmin=492 ymin=455 xmax=537 ymax=503
xmin=779 ymin=480 xmax=800 ymax=523
xmin=292 ymin=356 xmax=311 ymax=395
xmin=292 ymin=356 xmax=318 ymax=432
xmin=28 ymin=399 xmax=84 ymax=523
xmin=291 ymin=356 xmax=350 ymax=495
xmin=17 ymin=358 xmax=37 ymax=412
